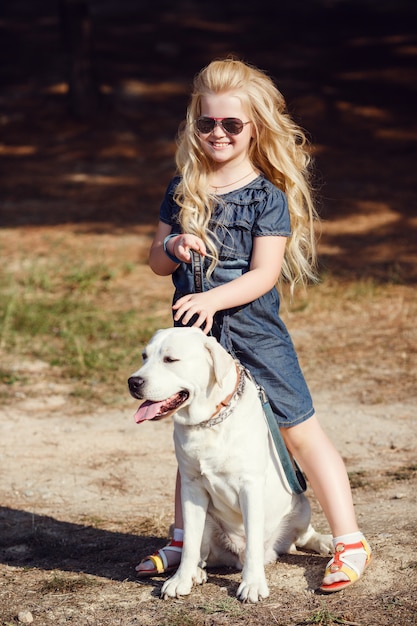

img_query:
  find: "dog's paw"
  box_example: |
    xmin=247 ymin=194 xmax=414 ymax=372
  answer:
xmin=318 ymin=533 xmax=334 ymax=556
xmin=236 ymin=578 xmax=270 ymax=603
xmin=161 ymin=567 xmax=207 ymax=600
xmin=193 ymin=565 xmax=208 ymax=586
xmin=295 ymin=525 xmax=334 ymax=556
xmin=161 ymin=574 xmax=192 ymax=599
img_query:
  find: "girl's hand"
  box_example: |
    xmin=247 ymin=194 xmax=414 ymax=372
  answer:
xmin=168 ymin=234 xmax=206 ymax=263
xmin=173 ymin=292 xmax=217 ymax=334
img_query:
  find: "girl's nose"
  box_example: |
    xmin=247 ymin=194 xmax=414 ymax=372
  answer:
xmin=212 ymin=124 xmax=226 ymax=137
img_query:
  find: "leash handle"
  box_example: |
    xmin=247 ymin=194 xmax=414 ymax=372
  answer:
xmin=190 ymin=249 xmax=204 ymax=293
xmin=190 ymin=249 xmax=214 ymax=336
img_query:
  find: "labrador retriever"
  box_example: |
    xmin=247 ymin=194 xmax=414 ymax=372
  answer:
xmin=128 ymin=327 xmax=333 ymax=603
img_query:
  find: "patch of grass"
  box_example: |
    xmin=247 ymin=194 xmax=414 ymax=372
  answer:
xmin=0 ymin=368 xmax=26 ymax=385
xmin=299 ymin=605 xmax=361 ymax=625
xmin=1 ymin=294 xmax=157 ymax=380
xmin=198 ymin=597 xmax=245 ymax=616
xmin=134 ymin=516 xmax=171 ymax=536
xmin=400 ymin=560 xmax=417 ymax=571
xmin=39 ymin=571 xmax=101 ymax=593
xmin=0 ymin=242 xmax=171 ymax=405
xmin=348 ymin=470 xmax=370 ymax=489
xmin=385 ymin=465 xmax=417 ymax=481
xmin=63 ymin=263 xmax=115 ymax=292
xmin=77 ymin=514 xmax=108 ymax=528
xmin=343 ymin=278 xmax=381 ymax=300
xmin=157 ymin=606 xmax=206 ymax=626
xmin=383 ymin=596 xmax=404 ymax=610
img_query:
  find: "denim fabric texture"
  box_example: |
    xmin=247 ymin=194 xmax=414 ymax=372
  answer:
xmin=159 ymin=175 xmax=314 ymax=426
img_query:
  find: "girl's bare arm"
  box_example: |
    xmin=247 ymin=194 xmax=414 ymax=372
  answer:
xmin=149 ymin=222 xmax=206 ymax=276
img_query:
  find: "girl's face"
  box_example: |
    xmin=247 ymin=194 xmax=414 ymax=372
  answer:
xmin=197 ymin=92 xmax=254 ymax=167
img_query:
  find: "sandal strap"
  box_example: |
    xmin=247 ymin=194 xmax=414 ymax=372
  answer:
xmin=147 ymin=553 xmax=165 ymax=574
xmin=327 ymin=539 xmax=372 ymax=577
xmin=145 ymin=539 xmax=184 ymax=574
xmin=167 ymin=539 xmax=183 ymax=550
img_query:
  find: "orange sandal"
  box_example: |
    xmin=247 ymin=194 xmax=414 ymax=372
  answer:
xmin=320 ymin=537 xmax=372 ymax=593
xmin=135 ymin=539 xmax=183 ymax=578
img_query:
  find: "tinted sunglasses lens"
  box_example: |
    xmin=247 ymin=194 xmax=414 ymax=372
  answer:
xmin=222 ymin=118 xmax=244 ymax=134
xmin=196 ymin=117 xmax=215 ymax=133
xmin=196 ymin=117 xmax=245 ymax=134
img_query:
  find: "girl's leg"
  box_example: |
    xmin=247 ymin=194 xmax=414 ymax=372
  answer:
xmin=280 ymin=415 xmax=371 ymax=591
xmin=135 ymin=469 xmax=183 ymax=575
xmin=173 ymin=467 xmax=184 ymax=528
xmin=281 ymin=415 xmax=357 ymax=535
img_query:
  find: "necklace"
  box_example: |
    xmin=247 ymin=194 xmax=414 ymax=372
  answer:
xmin=210 ymin=170 xmax=255 ymax=191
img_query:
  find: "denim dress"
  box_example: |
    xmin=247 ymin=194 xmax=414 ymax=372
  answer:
xmin=159 ymin=175 xmax=314 ymax=427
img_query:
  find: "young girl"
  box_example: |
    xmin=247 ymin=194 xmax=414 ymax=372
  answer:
xmin=136 ymin=58 xmax=372 ymax=592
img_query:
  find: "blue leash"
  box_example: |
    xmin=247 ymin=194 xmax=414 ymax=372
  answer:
xmin=190 ymin=250 xmax=306 ymax=495
xmin=258 ymin=387 xmax=307 ymax=494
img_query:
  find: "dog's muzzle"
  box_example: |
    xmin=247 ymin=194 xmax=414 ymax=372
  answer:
xmin=128 ymin=375 xmax=190 ymax=424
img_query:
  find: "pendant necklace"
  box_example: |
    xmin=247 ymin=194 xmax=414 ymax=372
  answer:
xmin=210 ymin=170 xmax=255 ymax=192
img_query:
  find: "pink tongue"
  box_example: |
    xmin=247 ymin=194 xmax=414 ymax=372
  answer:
xmin=134 ymin=400 xmax=165 ymax=424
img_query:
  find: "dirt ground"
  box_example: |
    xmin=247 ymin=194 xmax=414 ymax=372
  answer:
xmin=1 ymin=1 xmax=417 ymax=625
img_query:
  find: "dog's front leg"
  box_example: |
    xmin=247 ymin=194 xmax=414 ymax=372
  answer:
xmin=236 ymin=486 xmax=270 ymax=603
xmin=161 ymin=484 xmax=209 ymax=600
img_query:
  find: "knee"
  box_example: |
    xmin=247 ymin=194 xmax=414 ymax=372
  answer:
xmin=280 ymin=415 xmax=323 ymax=457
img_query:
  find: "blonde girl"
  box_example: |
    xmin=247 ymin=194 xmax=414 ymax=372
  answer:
xmin=136 ymin=58 xmax=371 ymax=593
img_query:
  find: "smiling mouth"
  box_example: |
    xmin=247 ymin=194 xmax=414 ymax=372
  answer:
xmin=134 ymin=390 xmax=189 ymax=424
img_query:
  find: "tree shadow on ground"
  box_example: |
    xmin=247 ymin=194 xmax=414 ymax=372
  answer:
xmin=0 ymin=505 xmax=161 ymax=582
xmin=0 ymin=506 xmax=330 ymax=598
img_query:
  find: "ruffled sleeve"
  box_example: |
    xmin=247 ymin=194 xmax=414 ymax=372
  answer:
xmin=252 ymin=183 xmax=291 ymax=237
xmin=159 ymin=177 xmax=181 ymax=226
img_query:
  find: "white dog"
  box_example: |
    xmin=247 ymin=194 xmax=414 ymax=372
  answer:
xmin=128 ymin=327 xmax=332 ymax=603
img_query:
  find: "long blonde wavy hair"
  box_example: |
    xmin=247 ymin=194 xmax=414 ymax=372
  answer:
xmin=174 ymin=58 xmax=319 ymax=291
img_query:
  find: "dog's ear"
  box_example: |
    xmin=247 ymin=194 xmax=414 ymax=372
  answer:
xmin=204 ymin=336 xmax=233 ymax=387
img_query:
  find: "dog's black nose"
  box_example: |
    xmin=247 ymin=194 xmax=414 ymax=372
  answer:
xmin=128 ymin=376 xmax=144 ymax=398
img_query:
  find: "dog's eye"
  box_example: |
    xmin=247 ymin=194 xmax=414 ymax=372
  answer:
xmin=141 ymin=351 xmax=147 ymax=362
xmin=163 ymin=356 xmax=179 ymax=363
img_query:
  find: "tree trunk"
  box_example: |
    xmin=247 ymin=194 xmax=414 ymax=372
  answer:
xmin=59 ymin=0 xmax=98 ymax=119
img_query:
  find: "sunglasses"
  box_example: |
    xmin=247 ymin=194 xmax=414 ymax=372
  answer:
xmin=195 ymin=116 xmax=251 ymax=135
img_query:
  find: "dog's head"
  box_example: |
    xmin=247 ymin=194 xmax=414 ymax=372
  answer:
xmin=128 ymin=327 xmax=235 ymax=426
